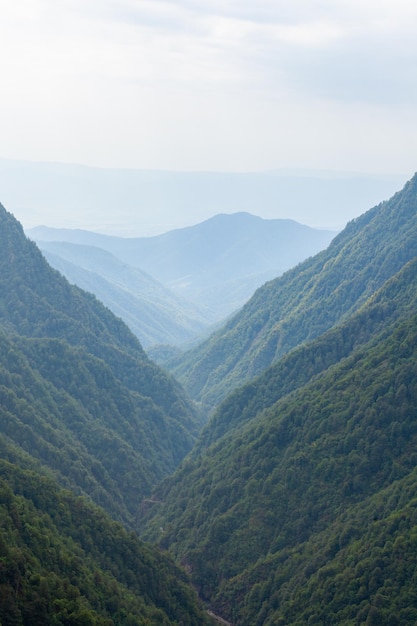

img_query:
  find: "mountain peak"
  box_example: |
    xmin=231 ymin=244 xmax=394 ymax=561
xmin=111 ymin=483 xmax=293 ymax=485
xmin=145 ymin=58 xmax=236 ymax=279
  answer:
xmin=29 ymin=213 xmax=336 ymax=322
xmin=169 ymin=174 xmax=417 ymax=409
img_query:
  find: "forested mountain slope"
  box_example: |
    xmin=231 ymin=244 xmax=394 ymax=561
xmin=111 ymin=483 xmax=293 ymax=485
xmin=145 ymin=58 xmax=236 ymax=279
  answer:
xmin=0 ymin=459 xmax=212 ymax=625
xmin=196 ymin=255 xmax=417 ymax=449
xmin=142 ymin=256 xmax=417 ymax=625
xmin=168 ymin=174 xmax=417 ymax=411
xmin=0 ymin=203 xmax=201 ymax=526
xmin=29 ymin=213 xmax=335 ymax=319
xmin=38 ymin=241 xmax=212 ymax=347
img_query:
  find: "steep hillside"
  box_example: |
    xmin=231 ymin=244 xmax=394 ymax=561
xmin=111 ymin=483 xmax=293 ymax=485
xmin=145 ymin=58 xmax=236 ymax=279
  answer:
xmin=141 ymin=257 xmax=417 ymax=625
xmin=168 ymin=174 xmax=417 ymax=410
xmin=39 ymin=241 xmax=211 ymax=346
xmin=197 ymin=255 xmax=417 ymax=449
xmin=0 ymin=458 xmax=212 ymax=625
xmin=0 ymin=203 xmax=201 ymax=526
xmin=29 ymin=213 xmax=335 ymax=319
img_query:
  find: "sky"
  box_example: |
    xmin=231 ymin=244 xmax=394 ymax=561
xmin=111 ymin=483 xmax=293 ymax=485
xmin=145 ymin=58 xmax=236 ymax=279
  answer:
xmin=1 ymin=0 xmax=417 ymax=176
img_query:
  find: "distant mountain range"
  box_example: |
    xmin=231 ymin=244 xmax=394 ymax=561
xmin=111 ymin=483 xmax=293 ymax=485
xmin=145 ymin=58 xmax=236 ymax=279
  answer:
xmin=38 ymin=241 xmax=212 ymax=347
xmin=29 ymin=213 xmax=336 ymax=333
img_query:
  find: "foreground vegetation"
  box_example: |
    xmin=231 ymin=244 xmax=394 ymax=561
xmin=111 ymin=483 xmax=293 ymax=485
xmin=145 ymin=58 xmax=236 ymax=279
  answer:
xmin=0 ymin=460 xmax=212 ymax=625
xmin=143 ymin=285 xmax=417 ymax=623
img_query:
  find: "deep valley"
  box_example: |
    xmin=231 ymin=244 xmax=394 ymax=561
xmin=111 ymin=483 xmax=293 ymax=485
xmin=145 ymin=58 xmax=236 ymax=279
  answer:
xmin=2 ymin=174 xmax=417 ymax=624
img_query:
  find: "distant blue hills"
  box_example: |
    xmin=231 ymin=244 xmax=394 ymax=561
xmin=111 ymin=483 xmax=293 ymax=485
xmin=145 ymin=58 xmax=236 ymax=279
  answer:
xmin=29 ymin=213 xmax=336 ymax=345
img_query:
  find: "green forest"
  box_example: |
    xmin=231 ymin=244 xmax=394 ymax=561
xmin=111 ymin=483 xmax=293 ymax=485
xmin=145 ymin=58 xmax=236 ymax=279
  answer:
xmin=140 ymin=175 xmax=417 ymax=624
xmin=0 ymin=203 xmax=213 ymax=624
xmin=0 ymin=461 xmax=212 ymax=625
xmin=143 ymin=304 xmax=417 ymax=623
xmin=2 ymin=173 xmax=417 ymax=625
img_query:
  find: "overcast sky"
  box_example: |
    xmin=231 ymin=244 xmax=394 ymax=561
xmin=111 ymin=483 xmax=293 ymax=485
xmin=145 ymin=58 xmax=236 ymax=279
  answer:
xmin=1 ymin=0 xmax=417 ymax=176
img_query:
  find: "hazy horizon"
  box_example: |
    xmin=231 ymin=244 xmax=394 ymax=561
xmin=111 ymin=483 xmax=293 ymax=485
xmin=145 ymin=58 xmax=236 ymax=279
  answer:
xmin=1 ymin=2 xmax=417 ymax=177
xmin=0 ymin=158 xmax=409 ymax=237
xmin=1 ymin=3 xmax=416 ymax=237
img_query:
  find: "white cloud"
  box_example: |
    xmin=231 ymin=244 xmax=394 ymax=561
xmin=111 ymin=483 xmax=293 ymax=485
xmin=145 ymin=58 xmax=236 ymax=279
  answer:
xmin=0 ymin=0 xmax=416 ymax=174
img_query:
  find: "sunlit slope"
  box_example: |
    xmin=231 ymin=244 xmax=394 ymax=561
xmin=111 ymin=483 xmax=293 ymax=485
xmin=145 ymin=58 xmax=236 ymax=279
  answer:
xmin=170 ymin=174 xmax=417 ymax=411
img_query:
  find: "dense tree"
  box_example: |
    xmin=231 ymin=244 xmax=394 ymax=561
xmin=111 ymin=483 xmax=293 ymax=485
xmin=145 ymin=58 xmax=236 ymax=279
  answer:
xmin=0 ymin=461 xmax=212 ymax=625
xmin=141 ymin=242 xmax=417 ymax=623
xmin=0 ymin=203 xmax=202 ymax=525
